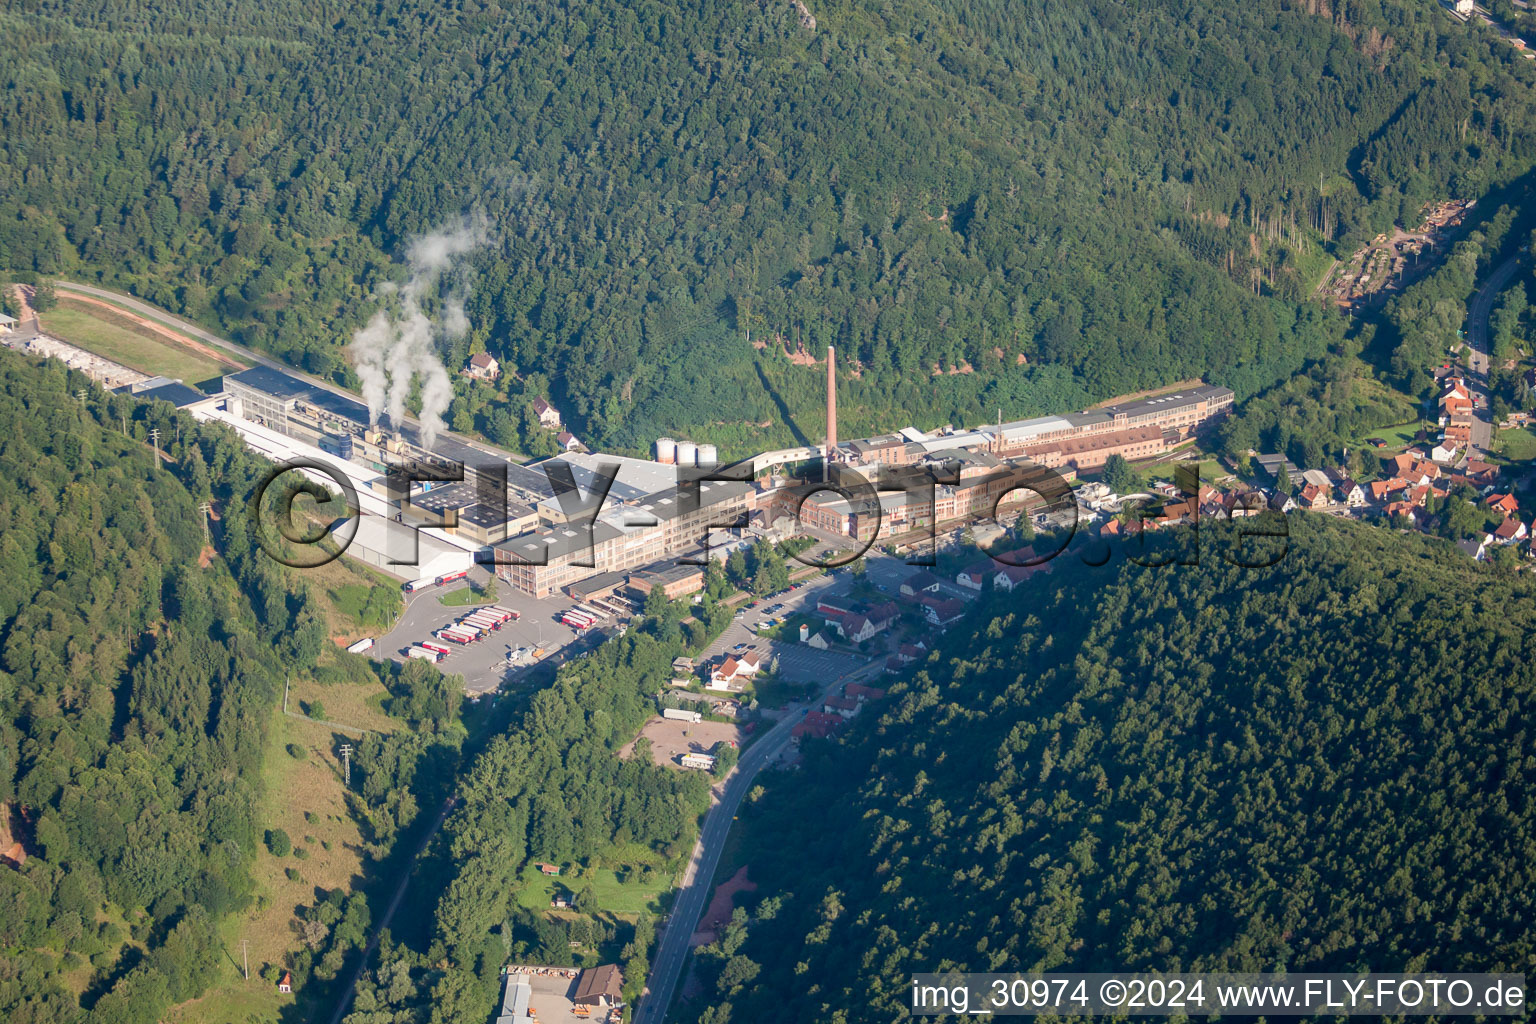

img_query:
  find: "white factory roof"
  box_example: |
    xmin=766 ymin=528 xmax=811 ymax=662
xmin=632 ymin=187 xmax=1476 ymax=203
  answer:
xmin=996 ymin=415 xmax=1075 ymax=444
xmin=191 ymin=402 xmax=485 ymax=555
xmin=534 ymin=450 xmax=679 ymax=517
xmin=898 ymin=426 xmax=928 ymax=442
xmin=913 ymin=429 xmax=993 ymax=453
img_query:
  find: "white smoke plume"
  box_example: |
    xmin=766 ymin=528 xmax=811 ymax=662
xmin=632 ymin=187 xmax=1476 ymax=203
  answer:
xmin=350 ymin=213 xmax=489 ymax=447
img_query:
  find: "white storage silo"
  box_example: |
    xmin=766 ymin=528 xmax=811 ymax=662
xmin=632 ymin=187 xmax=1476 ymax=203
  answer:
xmin=697 ymin=443 xmax=719 ymax=467
xmin=656 ymin=437 xmax=677 ymax=464
xmin=676 ymin=441 xmax=699 ymax=466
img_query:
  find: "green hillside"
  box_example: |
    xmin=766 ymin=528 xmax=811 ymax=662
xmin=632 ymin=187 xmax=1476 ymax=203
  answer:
xmin=6 ymin=1 xmax=1536 ymax=453
xmin=691 ymin=517 xmax=1536 ymax=1021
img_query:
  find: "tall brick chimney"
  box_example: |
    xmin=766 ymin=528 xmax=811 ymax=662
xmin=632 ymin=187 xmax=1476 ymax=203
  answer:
xmin=826 ymin=345 xmax=837 ymax=468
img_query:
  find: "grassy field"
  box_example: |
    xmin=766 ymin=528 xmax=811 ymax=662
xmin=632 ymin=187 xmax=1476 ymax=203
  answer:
xmin=1495 ymin=426 xmax=1536 ymax=462
xmin=514 ymin=858 xmax=673 ymax=918
xmin=42 ymin=299 xmax=243 ymax=384
xmin=164 ymin=713 xmax=371 ymax=1024
xmin=438 ymin=579 xmax=498 ymax=607
xmin=288 ymin=671 xmax=397 ymax=735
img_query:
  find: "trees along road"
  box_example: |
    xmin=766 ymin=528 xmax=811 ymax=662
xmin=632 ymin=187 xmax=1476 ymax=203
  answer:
xmin=1464 ymin=253 xmax=1522 ymax=457
xmin=633 ymin=659 xmax=887 ymax=1024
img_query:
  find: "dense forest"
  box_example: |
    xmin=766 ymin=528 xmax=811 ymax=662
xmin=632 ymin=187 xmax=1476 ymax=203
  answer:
xmin=0 ymin=347 xmax=343 ymax=1023
xmin=5 ymin=0 xmax=1536 ymax=453
xmin=681 ymin=517 xmax=1536 ymax=1022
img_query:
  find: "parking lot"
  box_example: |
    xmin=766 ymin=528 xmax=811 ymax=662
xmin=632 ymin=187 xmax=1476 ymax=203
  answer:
xmin=765 ymin=640 xmax=866 ymax=683
xmin=371 ymin=566 xmax=634 ymax=694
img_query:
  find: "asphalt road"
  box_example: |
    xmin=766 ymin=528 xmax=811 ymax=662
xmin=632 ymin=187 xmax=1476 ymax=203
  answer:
xmin=1464 ymin=253 xmax=1522 ymax=456
xmin=633 ymin=658 xmax=884 ymax=1024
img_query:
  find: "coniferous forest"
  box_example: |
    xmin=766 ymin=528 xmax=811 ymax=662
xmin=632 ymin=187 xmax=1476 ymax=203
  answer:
xmin=5 ymin=0 xmax=1536 ymax=452
xmin=684 ymin=518 xmax=1536 ymax=1022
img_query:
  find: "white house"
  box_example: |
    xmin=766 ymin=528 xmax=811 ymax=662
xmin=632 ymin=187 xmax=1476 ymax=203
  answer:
xmin=708 ymin=651 xmax=763 ymax=689
xmin=532 ymin=396 xmax=561 ymax=428
xmin=1335 ymin=480 xmax=1366 ymax=508
xmin=463 ymin=352 xmax=500 ymax=381
xmin=955 ymin=561 xmax=993 ymax=591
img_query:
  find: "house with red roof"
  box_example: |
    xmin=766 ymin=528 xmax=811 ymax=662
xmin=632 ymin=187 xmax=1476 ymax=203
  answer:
xmin=792 ymin=711 xmax=844 ymax=740
xmin=1298 ymin=483 xmax=1329 ymax=508
xmin=923 ymin=597 xmax=966 ymax=626
xmin=822 ymin=695 xmax=861 ymax=718
xmin=1486 ymin=493 xmax=1520 ymax=518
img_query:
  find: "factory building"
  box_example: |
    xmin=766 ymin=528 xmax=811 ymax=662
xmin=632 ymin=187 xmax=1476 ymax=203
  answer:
xmin=492 ymin=477 xmax=754 ymax=597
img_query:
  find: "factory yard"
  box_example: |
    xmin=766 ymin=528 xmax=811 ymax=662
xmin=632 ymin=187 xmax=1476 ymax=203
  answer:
xmin=625 ymin=718 xmax=741 ymax=769
xmin=372 ymin=569 xmax=628 ymax=693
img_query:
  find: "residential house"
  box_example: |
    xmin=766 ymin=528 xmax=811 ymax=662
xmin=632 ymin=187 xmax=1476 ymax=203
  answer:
xmin=923 ymin=597 xmax=966 ymax=626
xmin=993 ymin=564 xmax=1040 ymax=592
xmin=866 ymin=601 xmax=900 ymax=629
xmin=822 ymin=695 xmax=860 ymax=718
xmin=556 ymin=431 xmax=582 ymax=452
xmin=278 ymin=972 xmax=293 ymax=994
xmin=531 ymin=396 xmax=561 ymax=428
xmin=463 ymin=352 xmax=500 ymax=381
xmin=1492 ymin=517 xmax=1529 ymax=545
xmin=536 ymin=862 xmax=561 ymax=876
xmin=1269 ymin=491 xmax=1297 ymax=514
xmin=1486 ymin=493 xmax=1521 ymax=518
xmin=837 ymin=613 xmax=879 ymax=643
xmin=1298 ymin=483 xmax=1329 ymax=509
xmin=1430 ymin=439 xmax=1460 ymax=464
xmin=1464 ymin=459 xmax=1501 ymax=488
xmin=709 ymin=651 xmax=763 ymax=689
xmin=806 ymin=631 xmax=831 ymax=650
xmin=1368 ymin=478 xmax=1406 ymax=503
xmin=793 ymin=710 xmax=843 ymax=739
xmin=1457 ymin=536 xmax=1488 ymax=561
xmin=1335 ymin=479 xmax=1366 ymax=507
xmin=1224 ymin=490 xmax=1268 ymax=518
xmin=956 ymin=560 xmax=994 ymax=590
xmin=846 ymin=683 xmax=887 ymax=701
xmin=899 ymin=569 xmax=943 ymax=596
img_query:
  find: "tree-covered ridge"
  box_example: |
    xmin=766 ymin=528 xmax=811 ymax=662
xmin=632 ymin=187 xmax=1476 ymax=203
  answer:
xmin=4 ymin=0 xmax=1535 ymax=452
xmin=693 ymin=517 xmax=1536 ymax=1022
xmin=0 ymin=349 xmax=335 ymax=1024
